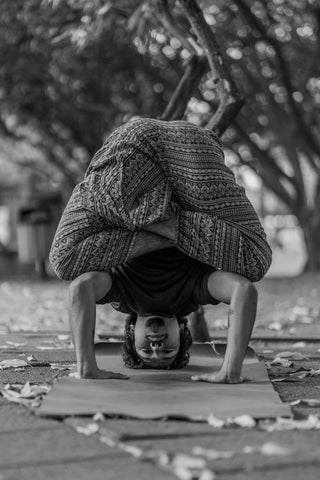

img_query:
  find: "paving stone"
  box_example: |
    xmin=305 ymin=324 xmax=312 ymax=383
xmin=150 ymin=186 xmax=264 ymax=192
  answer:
xmin=0 ymin=427 xmax=126 ymax=468
xmin=66 ymin=417 xmax=219 ymax=442
xmin=221 ymin=465 xmax=320 ymax=480
xmin=0 ymin=404 xmax=61 ymax=432
xmin=130 ymin=429 xmax=320 ymax=474
xmin=0 ymin=456 xmax=175 ymax=480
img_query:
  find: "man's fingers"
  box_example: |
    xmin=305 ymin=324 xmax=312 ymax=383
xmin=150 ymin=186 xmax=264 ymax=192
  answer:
xmin=191 ymin=374 xmax=252 ymax=384
xmin=108 ymin=372 xmax=129 ymax=380
xmin=191 ymin=375 xmax=210 ymax=382
xmin=71 ymin=370 xmax=129 ymax=380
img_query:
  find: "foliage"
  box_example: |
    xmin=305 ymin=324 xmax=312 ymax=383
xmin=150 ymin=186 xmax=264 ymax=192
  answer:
xmin=0 ymin=0 xmax=180 ymax=191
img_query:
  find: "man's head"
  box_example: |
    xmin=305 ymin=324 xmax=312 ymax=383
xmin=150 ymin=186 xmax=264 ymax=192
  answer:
xmin=122 ymin=312 xmax=193 ymax=369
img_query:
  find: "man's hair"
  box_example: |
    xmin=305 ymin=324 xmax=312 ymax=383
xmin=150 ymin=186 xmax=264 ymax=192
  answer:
xmin=122 ymin=312 xmax=193 ymax=369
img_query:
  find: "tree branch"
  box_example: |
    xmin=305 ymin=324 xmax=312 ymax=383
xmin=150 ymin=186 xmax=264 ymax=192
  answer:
xmin=151 ymin=0 xmax=199 ymax=54
xmin=0 ymin=117 xmax=79 ymax=189
xmin=160 ymin=54 xmax=207 ymax=120
xmin=235 ymin=0 xmax=320 ymax=158
xmin=179 ymin=0 xmax=244 ymax=135
xmin=233 ymin=121 xmax=298 ymax=210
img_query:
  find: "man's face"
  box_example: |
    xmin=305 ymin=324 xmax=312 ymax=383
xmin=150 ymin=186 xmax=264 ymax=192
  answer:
xmin=134 ymin=315 xmax=180 ymax=368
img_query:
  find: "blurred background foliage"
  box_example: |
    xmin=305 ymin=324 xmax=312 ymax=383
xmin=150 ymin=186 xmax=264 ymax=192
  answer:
xmin=0 ymin=0 xmax=320 ymax=270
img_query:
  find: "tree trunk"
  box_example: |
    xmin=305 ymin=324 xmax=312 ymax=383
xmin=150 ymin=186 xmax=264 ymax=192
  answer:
xmin=299 ymin=213 xmax=320 ymax=272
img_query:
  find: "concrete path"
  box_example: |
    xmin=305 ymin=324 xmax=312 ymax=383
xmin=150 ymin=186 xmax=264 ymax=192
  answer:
xmin=1 ymin=332 xmax=320 ymax=480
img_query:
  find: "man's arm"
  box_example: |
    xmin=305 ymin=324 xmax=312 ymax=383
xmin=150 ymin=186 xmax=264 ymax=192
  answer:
xmin=69 ymin=271 xmax=129 ymax=379
xmin=68 ymin=222 xmax=175 ymax=379
xmin=192 ymin=270 xmax=258 ymax=384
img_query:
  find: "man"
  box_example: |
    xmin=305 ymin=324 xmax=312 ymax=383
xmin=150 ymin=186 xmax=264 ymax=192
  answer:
xmin=50 ymin=118 xmax=272 ymax=382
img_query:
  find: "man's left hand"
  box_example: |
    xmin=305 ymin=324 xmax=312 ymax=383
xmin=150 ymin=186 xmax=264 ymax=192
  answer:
xmin=191 ymin=371 xmax=252 ymax=384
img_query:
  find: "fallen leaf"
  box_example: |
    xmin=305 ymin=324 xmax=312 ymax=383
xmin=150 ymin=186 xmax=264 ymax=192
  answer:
xmin=277 ymin=351 xmax=309 ymax=360
xmin=93 ymin=412 xmax=106 ymax=422
xmin=207 ymin=414 xmax=225 ymax=428
xmin=260 ymin=442 xmax=292 ymax=456
xmin=192 ymin=446 xmax=234 ymax=460
xmin=57 ymin=334 xmax=70 ymax=341
xmin=198 ymin=470 xmax=216 ymax=480
xmin=122 ymin=444 xmax=145 ymax=458
xmin=171 ymin=466 xmax=193 ymax=480
xmin=75 ymin=422 xmax=99 ymax=435
xmin=242 ymin=442 xmax=292 ymax=456
xmin=208 ymin=413 xmax=256 ymax=429
xmin=270 ymin=357 xmax=294 ymax=367
xmin=290 ymin=399 xmax=320 ymax=407
xmin=298 ymin=317 xmax=314 ymax=325
xmin=268 ymin=322 xmax=283 ymax=331
xmin=1 ymin=389 xmax=40 ymax=407
xmin=6 ymin=340 xmax=27 ymax=347
xmin=229 ymin=414 xmax=256 ymax=428
xmin=36 ymin=345 xmax=64 ymax=350
xmin=50 ymin=363 xmax=76 ymax=371
xmin=292 ymin=306 xmax=310 ymax=316
xmin=19 ymin=382 xmax=50 ymax=398
xmin=0 ymin=359 xmax=28 ymax=370
xmin=272 ymin=376 xmax=306 ymax=383
xmin=172 ymin=454 xmax=206 ymax=470
xmin=260 ymin=415 xmax=320 ymax=432
xmin=292 ymin=342 xmax=307 ymax=348
xmin=0 ymin=381 xmax=50 ymax=407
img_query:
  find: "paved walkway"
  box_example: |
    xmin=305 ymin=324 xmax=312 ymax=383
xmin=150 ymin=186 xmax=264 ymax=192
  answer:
xmin=1 ymin=331 xmax=320 ymax=480
xmin=1 ymin=256 xmax=320 ymax=479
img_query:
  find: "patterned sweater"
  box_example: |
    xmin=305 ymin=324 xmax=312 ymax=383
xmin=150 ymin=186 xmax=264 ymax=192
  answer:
xmin=49 ymin=118 xmax=272 ymax=281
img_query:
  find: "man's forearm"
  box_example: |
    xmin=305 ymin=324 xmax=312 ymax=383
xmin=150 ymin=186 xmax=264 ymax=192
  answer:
xmin=69 ymin=281 xmax=99 ymax=377
xmin=221 ymin=283 xmax=257 ymax=379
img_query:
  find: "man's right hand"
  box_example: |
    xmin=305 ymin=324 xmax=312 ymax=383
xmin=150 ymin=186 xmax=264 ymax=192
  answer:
xmin=74 ymin=368 xmax=129 ymax=380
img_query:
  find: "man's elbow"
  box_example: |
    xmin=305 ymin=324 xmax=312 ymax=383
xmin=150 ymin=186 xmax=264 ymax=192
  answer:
xmin=236 ymin=279 xmax=258 ymax=303
xmin=69 ymin=273 xmax=96 ymax=302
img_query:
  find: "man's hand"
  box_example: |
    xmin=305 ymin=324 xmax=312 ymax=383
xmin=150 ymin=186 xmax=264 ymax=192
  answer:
xmin=74 ymin=368 xmax=129 ymax=380
xmin=191 ymin=370 xmax=252 ymax=384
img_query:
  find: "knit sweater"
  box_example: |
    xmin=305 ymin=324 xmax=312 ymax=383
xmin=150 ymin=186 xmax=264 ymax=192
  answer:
xmin=49 ymin=118 xmax=272 ymax=281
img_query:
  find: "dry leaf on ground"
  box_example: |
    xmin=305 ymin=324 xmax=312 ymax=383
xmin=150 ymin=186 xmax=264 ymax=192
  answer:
xmin=277 ymin=351 xmax=310 ymax=360
xmin=290 ymin=398 xmax=320 ymax=407
xmin=74 ymin=422 xmax=100 ymax=435
xmin=270 ymin=357 xmax=294 ymax=367
xmin=0 ymin=359 xmax=28 ymax=369
xmin=260 ymin=415 xmax=320 ymax=431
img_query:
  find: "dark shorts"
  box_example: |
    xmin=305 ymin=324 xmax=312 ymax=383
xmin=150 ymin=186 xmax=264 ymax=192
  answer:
xmin=97 ymin=247 xmax=219 ymax=316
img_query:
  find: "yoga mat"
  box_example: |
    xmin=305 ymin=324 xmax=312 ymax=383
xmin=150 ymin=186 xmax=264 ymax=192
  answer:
xmin=37 ymin=343 xmax=290 ymax=419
